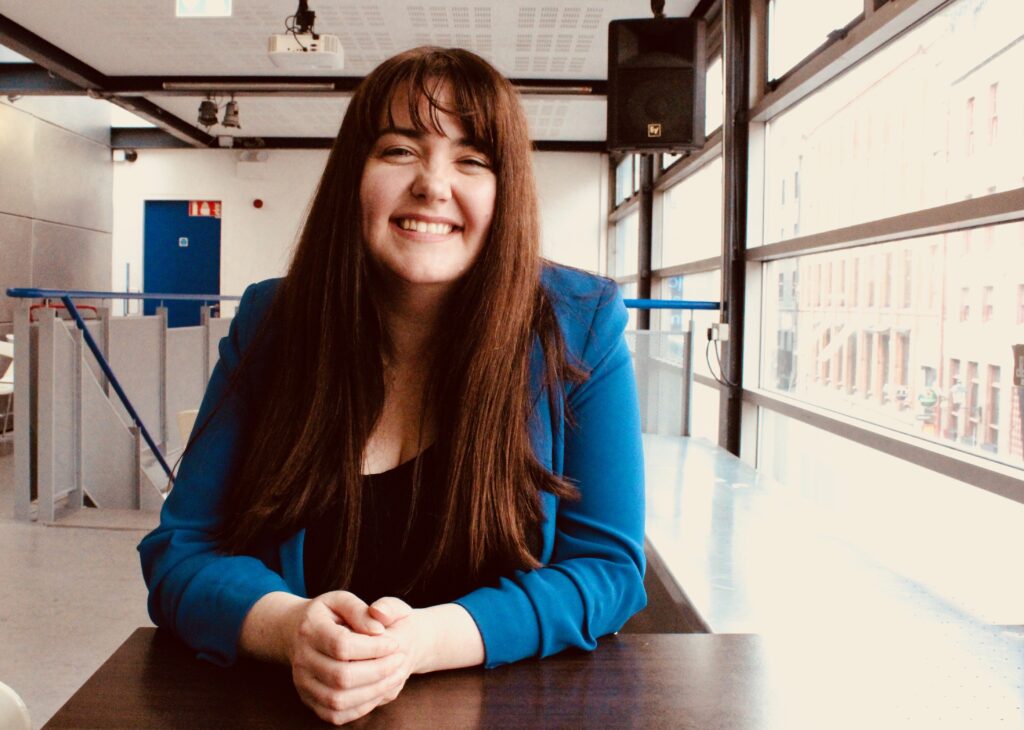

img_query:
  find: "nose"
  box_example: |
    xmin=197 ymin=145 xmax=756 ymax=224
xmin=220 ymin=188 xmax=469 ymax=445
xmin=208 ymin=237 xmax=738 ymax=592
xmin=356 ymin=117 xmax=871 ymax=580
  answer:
xmin=410 ymin=161 xmax=452 ymax=203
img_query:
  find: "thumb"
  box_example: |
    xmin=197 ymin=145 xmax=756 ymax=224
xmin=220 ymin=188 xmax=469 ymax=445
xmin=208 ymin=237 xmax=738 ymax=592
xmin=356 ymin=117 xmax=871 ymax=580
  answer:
xmin=319 ymin=590 xmax=386 ymax=635
xmin=368 ymin=596 xmax=414 ymax=627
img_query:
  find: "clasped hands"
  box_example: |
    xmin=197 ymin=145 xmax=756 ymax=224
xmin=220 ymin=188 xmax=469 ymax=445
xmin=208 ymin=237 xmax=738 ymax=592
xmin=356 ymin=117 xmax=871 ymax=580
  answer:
xmin=284 ymin=592 xmax=425 ymax=725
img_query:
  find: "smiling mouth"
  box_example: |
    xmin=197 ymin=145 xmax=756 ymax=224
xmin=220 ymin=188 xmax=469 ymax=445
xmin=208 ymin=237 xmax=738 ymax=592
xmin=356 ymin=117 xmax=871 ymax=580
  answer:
xmin=395 ymin=218 xmax=458 ymax=235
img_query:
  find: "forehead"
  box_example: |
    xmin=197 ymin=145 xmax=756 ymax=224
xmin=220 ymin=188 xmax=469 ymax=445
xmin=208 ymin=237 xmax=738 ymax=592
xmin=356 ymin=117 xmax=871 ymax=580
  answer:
xmin=379 ymin=82 xmax=473 ymax=140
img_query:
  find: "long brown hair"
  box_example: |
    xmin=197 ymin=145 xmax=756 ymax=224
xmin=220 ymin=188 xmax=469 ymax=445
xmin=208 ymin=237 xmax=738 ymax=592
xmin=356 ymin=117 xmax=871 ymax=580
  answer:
xmin=214 ymin=47 xmax=583 ymax=593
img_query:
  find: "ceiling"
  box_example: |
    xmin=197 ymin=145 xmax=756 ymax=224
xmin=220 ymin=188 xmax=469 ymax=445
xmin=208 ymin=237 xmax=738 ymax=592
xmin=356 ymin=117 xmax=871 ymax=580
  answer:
xmin=0 ymin=0 xmax=705 ymax=148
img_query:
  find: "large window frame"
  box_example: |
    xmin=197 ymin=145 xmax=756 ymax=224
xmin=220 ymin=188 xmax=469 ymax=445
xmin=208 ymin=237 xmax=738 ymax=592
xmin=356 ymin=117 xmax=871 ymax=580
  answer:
xmin=605 ymin=0 xmax=1024 ymax=505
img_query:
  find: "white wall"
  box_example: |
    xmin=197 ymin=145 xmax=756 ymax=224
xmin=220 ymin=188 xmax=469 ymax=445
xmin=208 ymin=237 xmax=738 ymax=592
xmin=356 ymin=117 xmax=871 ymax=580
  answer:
xmin=112 ymin=148 xmax=608 ymax=308
xmin=0 ymin=95 xmax=113 ymax=323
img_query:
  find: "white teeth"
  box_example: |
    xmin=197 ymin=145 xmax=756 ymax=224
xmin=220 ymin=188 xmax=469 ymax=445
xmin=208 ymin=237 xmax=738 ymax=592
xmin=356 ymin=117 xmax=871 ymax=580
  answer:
xmin=398 ymin=218 xmax=453 ymax=235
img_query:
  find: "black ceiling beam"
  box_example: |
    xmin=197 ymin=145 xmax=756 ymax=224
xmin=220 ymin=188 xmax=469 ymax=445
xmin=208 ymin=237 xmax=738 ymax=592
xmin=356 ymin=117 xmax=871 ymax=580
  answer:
xmin=0 ymin=63 xmax=83 ymax=94
xmin=102 ymin=76 xmax=607 ymax=96
xmin=0 ymin=14 xmax=213 ymax=148
xmin=111 ymin=130 xmax=608 ymax=153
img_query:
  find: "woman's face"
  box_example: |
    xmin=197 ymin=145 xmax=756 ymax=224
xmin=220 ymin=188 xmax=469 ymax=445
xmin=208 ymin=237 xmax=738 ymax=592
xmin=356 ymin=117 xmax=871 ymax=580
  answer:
xmin=360 ymin=88 xmax=497 ymax=293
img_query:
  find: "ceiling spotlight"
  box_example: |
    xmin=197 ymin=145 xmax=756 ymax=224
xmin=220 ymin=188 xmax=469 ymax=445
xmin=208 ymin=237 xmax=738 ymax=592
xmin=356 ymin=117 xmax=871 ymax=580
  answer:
xmin=198 ymin=98 xmax=219 ymax=127
xmin=222 ymin=99 xmax=240 ymax=128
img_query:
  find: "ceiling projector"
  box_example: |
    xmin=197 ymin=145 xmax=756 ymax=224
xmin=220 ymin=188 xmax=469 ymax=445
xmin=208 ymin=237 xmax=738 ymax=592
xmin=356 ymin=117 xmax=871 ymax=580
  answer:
xmin=268 ymin=33 xmax=344 ymax=69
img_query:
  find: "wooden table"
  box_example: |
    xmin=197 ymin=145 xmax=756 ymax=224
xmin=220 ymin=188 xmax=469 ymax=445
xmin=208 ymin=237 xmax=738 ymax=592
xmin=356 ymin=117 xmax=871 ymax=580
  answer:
xmin=44 ymin=627 xmax=1024 ymax=728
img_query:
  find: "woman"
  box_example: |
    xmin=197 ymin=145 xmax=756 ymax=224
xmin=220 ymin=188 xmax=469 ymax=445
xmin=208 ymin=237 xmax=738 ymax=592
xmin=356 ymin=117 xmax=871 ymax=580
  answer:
xmin=139 ymin=46 xmax=645 ymax=725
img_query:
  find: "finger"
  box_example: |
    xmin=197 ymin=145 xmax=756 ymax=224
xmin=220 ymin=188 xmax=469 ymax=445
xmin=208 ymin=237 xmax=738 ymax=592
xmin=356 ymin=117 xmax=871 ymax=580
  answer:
xmin=299 ymin=664 xmax=407 ymax=723
xmin=311 ymin=624 xmax=399 ymax=662
xmin=306 ymin=651 xmax=406 ymax=692
xmin=368 ymin=596 xmax=413 ymax=627
xmin=320 ymin=591 xmax=386 ymax=635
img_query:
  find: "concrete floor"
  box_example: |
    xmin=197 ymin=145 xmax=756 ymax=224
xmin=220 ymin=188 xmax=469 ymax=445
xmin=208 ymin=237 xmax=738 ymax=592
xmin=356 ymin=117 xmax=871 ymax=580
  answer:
xmin=0 ymin=439 xmax=157 ymax=729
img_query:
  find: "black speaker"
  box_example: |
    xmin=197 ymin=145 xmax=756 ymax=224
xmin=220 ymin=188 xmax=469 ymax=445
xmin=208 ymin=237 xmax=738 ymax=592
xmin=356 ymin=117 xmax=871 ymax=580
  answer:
xmin=607 ymin=17 xmax=706 ymax=153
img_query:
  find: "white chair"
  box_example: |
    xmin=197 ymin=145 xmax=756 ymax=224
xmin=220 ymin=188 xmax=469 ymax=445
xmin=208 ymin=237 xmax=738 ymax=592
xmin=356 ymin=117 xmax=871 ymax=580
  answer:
xmin=0 ymin=338 xmax=13 ymax=441
xmin=0 ymin=681 xmax=31 ymax=730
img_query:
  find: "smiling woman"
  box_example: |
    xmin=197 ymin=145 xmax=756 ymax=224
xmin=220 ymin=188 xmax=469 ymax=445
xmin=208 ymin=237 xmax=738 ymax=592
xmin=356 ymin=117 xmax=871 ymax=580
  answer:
xmin=138 ymin=47 xmax=645 ymax=726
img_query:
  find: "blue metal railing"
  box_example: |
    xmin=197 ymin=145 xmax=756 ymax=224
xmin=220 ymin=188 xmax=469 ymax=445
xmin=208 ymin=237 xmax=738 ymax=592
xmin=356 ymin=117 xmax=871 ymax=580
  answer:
xmin=6 ymin=288 xmax=241 ymax=484
xmin=6 ymin=287 xmax=721 ymax=488
xmin=623 ymin=298 xmax=719 ymax=310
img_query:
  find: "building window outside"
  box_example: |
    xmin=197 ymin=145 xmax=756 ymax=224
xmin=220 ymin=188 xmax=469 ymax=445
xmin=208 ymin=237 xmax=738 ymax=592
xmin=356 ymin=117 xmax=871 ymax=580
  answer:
xmin=760 ymin=0 xmax=1024 ymax=247
xmin=761 ymin=221 xmax=1024 ymax=468
xmin=966 ymin=96 xmax=975 ymax=157
xmin=982 ymin=286 xmax=994 ymax=322
xmin=989 ymin=82 xmax=999 ymax=145
xmin=965 ymin=361 xmax=980 ymax=445
xmin=985 ymin=365 xmax=1001 ymax=452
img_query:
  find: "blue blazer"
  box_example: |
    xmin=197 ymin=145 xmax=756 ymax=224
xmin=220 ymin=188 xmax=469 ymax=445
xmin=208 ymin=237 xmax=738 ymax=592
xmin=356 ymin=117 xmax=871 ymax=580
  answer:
xmin=138 ymin=264 xmax=646 ymax=668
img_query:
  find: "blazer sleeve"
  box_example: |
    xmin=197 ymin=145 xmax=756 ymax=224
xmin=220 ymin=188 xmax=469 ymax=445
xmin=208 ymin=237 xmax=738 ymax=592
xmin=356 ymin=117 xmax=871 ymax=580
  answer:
xmin=454 ymin=279 xmax=647 ymax=667
xmin=137 ymin=282 xmax=292 ymax=667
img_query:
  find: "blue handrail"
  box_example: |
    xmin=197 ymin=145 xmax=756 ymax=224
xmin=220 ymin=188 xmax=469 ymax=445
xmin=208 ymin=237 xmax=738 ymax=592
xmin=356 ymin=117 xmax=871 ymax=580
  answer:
xmin=6 ymin=288 xmax=240 ymax=302
xmin=623 ymin=298 xmax=719 ymax=310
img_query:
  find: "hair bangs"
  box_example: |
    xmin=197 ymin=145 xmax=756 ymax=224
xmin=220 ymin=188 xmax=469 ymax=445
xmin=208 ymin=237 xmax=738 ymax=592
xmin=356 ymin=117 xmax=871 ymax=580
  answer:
xmin=367 ymin=49 xmax=499 ymax=161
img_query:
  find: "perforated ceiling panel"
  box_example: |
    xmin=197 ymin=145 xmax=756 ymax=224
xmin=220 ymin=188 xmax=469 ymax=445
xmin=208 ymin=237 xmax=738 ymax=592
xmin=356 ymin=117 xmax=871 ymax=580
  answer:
xmin=0 ymin=0 xmax=698 ymax=78
xmin=0 ymin=0 xmax=699 ymax=139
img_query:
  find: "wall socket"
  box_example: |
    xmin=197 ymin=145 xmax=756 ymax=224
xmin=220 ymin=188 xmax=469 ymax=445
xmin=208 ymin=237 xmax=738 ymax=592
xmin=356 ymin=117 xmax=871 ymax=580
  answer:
xmin=708 ymin=322 xmax=730 ymax=342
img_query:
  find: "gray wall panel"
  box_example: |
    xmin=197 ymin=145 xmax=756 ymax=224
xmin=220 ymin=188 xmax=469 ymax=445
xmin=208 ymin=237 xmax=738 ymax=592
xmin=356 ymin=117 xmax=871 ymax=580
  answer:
xmin=32 ymin=221 xmax=112 ymax=292
xmin=0 ymin=103 xmax=36 ymax=219
xmin=32 ymin=118 xmax=112 ymax=233
xmin=0 ymin=213 xmax=33 ymax=322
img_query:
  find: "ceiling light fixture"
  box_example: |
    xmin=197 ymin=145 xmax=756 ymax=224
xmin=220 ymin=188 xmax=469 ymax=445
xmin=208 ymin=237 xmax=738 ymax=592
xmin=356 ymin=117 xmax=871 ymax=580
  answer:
xmin=197 ymin=98 xmax=219 ymax=127
xmin=222 ymin=97 xmax=240 ymax=128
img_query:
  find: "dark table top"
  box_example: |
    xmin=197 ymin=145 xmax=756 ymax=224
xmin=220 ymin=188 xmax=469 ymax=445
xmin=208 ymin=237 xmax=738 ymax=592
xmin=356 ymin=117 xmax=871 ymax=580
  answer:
xmin=44 ymin=627 xmax=1024 ymax=728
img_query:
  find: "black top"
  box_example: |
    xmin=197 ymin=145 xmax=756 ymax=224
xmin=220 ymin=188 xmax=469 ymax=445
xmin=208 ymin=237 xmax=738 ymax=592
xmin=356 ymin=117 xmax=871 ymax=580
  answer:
xmin=303 ymin=447 xmax=474 ymax=607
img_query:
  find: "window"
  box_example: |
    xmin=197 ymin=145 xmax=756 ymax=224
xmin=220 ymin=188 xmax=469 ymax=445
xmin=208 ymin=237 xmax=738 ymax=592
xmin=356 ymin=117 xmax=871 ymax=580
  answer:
xmin=901 ymin=249 xmax=912 ymax=308
xmin=966 ymin=97 xmax=975 ymax=157
xmin=988 ymin=83 xmax=999 ymax=145
xmin=947 ymin=358 xmax=962 ymax=441
xmin=965 ymin=362 xmax=980 ymax=445
xmin=659 ymin=158 xmax=723 ymax=267
xmin=984 ymin=366 xmax=1001 ymax=452
xmin=768 ymin=0 xmax=863 ymax=80
xmin=760 ymin=0 xmax=1024 ymax=246
xmin=866 ymin=257 xmax=875 ymax=308
xmin=760 ymin=221 xmax=1024 ymax=468
xmin=611 ymin=211 xmax=639 ymax=277
xmin=896 ymin=332 xmax=911 ymax=408
xmin=982 ymin=286 xmax=994 ymax=323
xmin=878 ymin=332 xmax=890 ymax=403
xmin=882 ymin=252 xmax=893 ymax=308
xmin=614 ymin=156 xmax=636 ymax=206
xmin=705 ymin=55 xmax=723 ymax=136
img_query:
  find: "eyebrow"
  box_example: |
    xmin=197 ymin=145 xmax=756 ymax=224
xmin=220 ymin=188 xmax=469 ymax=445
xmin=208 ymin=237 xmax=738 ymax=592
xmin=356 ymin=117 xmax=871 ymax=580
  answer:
xmin=378 ymin=125 xmax=477 ymax=149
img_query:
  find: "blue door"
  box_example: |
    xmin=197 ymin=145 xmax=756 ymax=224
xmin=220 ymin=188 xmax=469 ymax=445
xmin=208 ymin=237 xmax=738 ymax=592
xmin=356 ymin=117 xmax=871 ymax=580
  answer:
xmin=143 ymin=201 xmax=221 ymax=327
